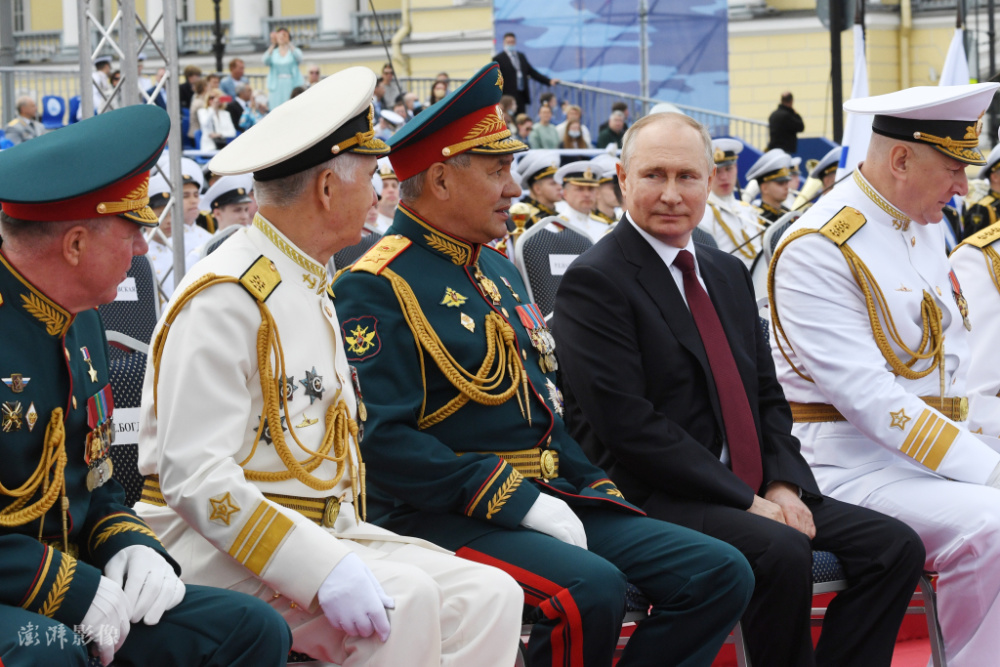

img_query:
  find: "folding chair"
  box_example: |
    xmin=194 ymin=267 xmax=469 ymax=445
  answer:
xmin=762 ymin=209 xmax=802 ymax=264
xmin=107 ymin=347 xmax=148 ymax=507
xmin=200 ymin=225 xmax=241 ymax=258
xmin=97 ymin=254 xmax=161 ymax=345
xmin=513 ymin=216 xmax=593 ymax=321
xmin=68 ymin=96 xmax=81 ymax=124
xmin=692 ymin=225 xmax=720 ymax=249
xmin=41 ymin=95 xmax=66 ymax=130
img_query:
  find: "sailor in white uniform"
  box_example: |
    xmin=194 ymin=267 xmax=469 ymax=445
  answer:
xmin=372 ymin=157 xmax=398 ymax=234
xmin=554 ymin=160 xmax=611 ymax=241
xmin=769 ymin=83 xmax=1000 ymax=667
xmin=698 ymin=138 xmax=765 ymax=270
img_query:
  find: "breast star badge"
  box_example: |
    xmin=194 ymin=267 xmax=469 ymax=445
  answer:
xmin=441 ymin=287 xmax=467 ymax=307
xmin=300 ymin=367 xmax=325 ymax=404
xmin=545 ymin=379 xmax=564 ymax=418
xmin=254 ymin=414 xmax=287 ymax=445
xmin=282 ymin=375 xmax=297 ymax=402
xmin=208 ymin=492 xmax=241 ymax=525
xmin=2 ymin=401 xmax=23 ymax=432
xmin=889 ymin=408 xmax=911 ymax=431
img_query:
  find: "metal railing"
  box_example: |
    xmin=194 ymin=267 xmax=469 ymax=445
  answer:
xmin=262 ymin=16 xmax=320 ymax=47
xmin=13 ymin=31 xmax=62 ymax=62
xmin=352 ymin=10 xmax=402 ymax=44
xmin=178 ymin=20 xmax=230 ymax=54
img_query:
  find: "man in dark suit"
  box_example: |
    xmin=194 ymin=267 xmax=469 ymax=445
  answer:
xmin=767 ymin=91 xmax=805 ymax=153
xmin=553 ymin=111 xmax=926 ymax=667
xmin=492 ymin=32 xmax=559 ymax=116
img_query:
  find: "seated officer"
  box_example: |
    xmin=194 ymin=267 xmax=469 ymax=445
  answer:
xmin=373 ymin=157 xmax=399 ymax=234
xmin=201 ymin=174 xmax=254 ymax=230
xmin=554 ymin=111 xmax=925 ymax=667
xmin=332 ymin=62 xmax=753 ymax=667
xmin=590 ymin=153 xmax=623 ymax=225
xmin=962 ymin=143 xmax=1000 ymax=238
xmin=770 ymin=83 xmax=1000 ymax=667
xmin=555 ymin=161 xmax=610 ymax=241
xmin=516 ymin=150 xmax=564 ymax=227
xmin=698 ymin=138 xmax=764 ymax=270
xmin=0 ymin=105 xmax=290 ymax=667
xmin=135 ymin=67 xmax=524 ymax=666
xmin=746 ymin=149 xmax=793 ymax=223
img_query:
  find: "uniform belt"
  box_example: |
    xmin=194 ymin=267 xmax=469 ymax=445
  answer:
xmin=789 ymin=396 xmax=968 ymax=423
xmin=142 ymin=477 xmax=343 ymax=528
xmin=460 ymin=448 xmax=559 ymax=479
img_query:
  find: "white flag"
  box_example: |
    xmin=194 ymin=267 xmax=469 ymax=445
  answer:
xmin=939 ymin=29 xmax=970 ymax=87
xmin=836 ymin=23 xmax=870 ymax=180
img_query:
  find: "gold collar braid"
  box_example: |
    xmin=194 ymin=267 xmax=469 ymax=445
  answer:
xmin=768 ymin=229 xmax=946 ymax=396
xmin=152 ymin=274 xmax=366 ymax=521
xmin=379 ymin=267 xmax=532 ymax=428
xmin=853 ymin=171 xmax=911 ymax=231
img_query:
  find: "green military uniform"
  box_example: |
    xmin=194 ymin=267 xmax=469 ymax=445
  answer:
xmin=0 ymin=105 xmax=289 ymax=667
xmin=332 ymin=62 xmax=752 ymax=667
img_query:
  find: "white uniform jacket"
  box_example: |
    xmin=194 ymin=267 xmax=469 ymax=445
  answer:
xmin=769 ymin=170 xmax=1000 ymax=505
xmin=137 ymin=214 xmax=429 ymax=613
xmin=698 ymin=191 xmax=764 ymax=270
xmin=950 ymin=222 xmax=1000 ymax=440
xmin=555 ymin=201 xmax=614 ymax=242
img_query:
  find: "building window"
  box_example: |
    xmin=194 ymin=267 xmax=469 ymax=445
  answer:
xmin=13 ymin=0 xmax=24 ymax=32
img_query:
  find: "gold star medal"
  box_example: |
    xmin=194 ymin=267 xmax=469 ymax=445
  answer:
xmin=80 ymin=346 xmax=98 ymax=383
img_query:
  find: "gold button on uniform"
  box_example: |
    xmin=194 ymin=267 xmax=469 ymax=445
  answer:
xmin=72 ymin=396 xmax=77 ymax=409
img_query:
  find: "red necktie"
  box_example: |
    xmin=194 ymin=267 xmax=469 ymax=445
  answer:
xmin=673 ymin=249 xmax=763 ymax=492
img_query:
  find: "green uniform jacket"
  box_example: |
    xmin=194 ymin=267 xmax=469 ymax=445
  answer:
xmin=332 ymin=205 xmax=640 ymax=545
xmin=0 ymin=251 xmax=176 ymax=628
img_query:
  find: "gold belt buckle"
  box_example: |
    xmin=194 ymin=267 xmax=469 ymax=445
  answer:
xmin=958 ymin=397 xmax=969 ymax=422
xmin=540 ymin=450 xmax=557 ymax=480
xmin=321 ymin=497 xmax=340 ymax=528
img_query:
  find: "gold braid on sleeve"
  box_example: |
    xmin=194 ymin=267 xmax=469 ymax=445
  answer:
xmin=380 ymin=268 xmax=532 ymax=428
xmin=151 ymin=275 xmax=367 ymax=521
xmin=984 ymin=246 xmax=1000 ymax=298
xmin=768 ymin=230 xmax=946 ymax=393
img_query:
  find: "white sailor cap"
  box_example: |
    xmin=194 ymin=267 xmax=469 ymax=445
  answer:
xmin=517 ymin=150 xmax=560 ymax=190
xmin=201 ymin=174 xmax=254 ymax=211
xmin=810 ymin=146 xmax=843 ymax=179
xmin=209 ymin=67 xmax=388 ymax=180
xmin=155 ymin=154 xmax=206 ymax=190
xmin=844 ymin=82 xmax=1000 ymax=165
xmin=790 ymin=156 xmax=802 ymax=174
xmin=148 ymin=173 xmax=171 ymax=209
xmin=372 ymin=171 xmax=383 ymax=198
xmin=379 ymin=109 xmax=404 ymax=127
xmin=712 ymin=138 xmax=743 ymax=166
xmin=555 ymin=160 xmax=600 ymax=187
xmin=590 ymin=153 xmax=620 ymax=184
xmin=746 ymin=149 xmax=793 ymax=183
xmin=377 ymin=155 xmax=397 ymax=181
xmin=978 ymin=144 xmax=1000 ymax=179
xmin=94 ymin=55 xmax=112 ymax=67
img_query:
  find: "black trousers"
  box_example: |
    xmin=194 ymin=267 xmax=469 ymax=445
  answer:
xmin=644 ymin=493 xmax=925 ymax=667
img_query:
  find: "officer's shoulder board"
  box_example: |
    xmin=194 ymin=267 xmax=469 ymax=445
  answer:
xmin=981 ymin=195 xmax=996 ymax=208
xmin=818 ymin=206 xmax=866 ymax=246
xmin=351 ymin=234 xmax=411 ymax=276
xmin=6 ymin=117 xmax=19 ymax=127
xmin=239 ymin=255 xmax=281 ymax=302
xmin=958 ymin=220 xmax=1000 ymax=251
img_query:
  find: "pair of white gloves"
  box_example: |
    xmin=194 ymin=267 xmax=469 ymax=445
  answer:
xmin=82 ymin=545 xmax=186 ymax=665
xmin=316 ymin=492 xmax=586 ymax=644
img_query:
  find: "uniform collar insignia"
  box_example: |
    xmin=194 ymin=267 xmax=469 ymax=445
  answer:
xmin=0 ymin=250 xmax=71 ymax=337
xmin=394 ymin=203 xmax=481 ymax=266
xmin=251 ymin=214 xmax=328 ymax=294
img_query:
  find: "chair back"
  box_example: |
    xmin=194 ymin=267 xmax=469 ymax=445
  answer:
xmin=332 ymin=231 xmax=382 ymax=271
xmin=107 ymin=350 xmax=148 ymax=506
xmin=97 ymin=254 xmax=161 ymax=345
xmin=691 ymin=226 xmax=719 ymax=249
xmin=764 ymin=209 xmax=802 ymax=263
xmin=40 ymin=95 xmax=66 ymax=129
xmin=67 ymin=96 xmax=81 ymax=124
xmin=201 ymin=225 xmax=241 ymax=258
xmin=513 ymin=216 xmax=593 ymax=320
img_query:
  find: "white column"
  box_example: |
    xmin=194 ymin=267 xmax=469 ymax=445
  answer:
xmin=145 ymin=0 xmax=164 ymax=41
xmin=62 ymin=0 xmax=79 ymax=48
xmin=231 ymin=0 xmax=268 ymax=43
xmin=319 ymin=0 xmax=352 ymax=34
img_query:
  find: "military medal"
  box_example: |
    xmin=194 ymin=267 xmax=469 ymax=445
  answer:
xmin=254 ymin=415 xmax=286 ymax=446
xmin=282 ymin=374 xmax=297 ymax=402
xmin=440 ymin=287 xmax=467 ymax=307
xmin=948 ymin=270 xmax=972 ymax=331
xmin=85 ymin=386 xmax=115 ymax=490
xmin=473 ymin=265 xmax=502 ymax=305
xmin=296 ymin=415 xmax=319 ymax=428
xmin=80 ymin=346 xmax=99 ymax=383
xmin=349 ymin=365 xmax=367 ymax=423
xmin=515 ymin=304 xmax=558 ymax=372
xmin=2 ymin=401 xmax=23 ymax=432
xmin=25 ymin=402 xmax=37 ymax=432
xmin=300 ymin=367 xmax=325 ymax=404
xmin=545 ymin=379 xmax=564 ymax=418
xmin=2 ymin=373 xmax=29 ymax=393
xmin=500 ymin=277 xmax=521 ymax=302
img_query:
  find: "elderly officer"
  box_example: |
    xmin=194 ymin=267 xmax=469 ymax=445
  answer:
xmin=5 ymin=96 xmax=47 ymax=145
xmin=962 ymin=143 xmax=1000 ymax=238
xmin=516 ymin=150 xmax=564 ymax=227
xmin=332 ymin=62 xmax=753 ymax=667
xmin=0 ymin=105 xmax=290 ymax=667
xmin=698 ymin=138 xmax=764 ymax=268
xmin=746 ymin=149 xmax=793 ymax=223
xmin=769 ymin=83 xmax=1000 ymax=667
xmin=134 ymin=67 xmax=524 ymax=667
xmin=555 ymin=161 xmax=612 ymax=241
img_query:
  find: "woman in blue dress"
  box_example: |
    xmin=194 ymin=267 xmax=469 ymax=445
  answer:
xmin=263 ymin=27 xmax=303 ymax=109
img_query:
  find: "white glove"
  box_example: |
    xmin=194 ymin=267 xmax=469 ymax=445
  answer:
xmin=519 ymin=493 xmax=588 ymax=549
xmin=104 ymin=545 xmax=185 ymax=624
xmin=986 ymin=462 xmax=1000 ymax=489
xmin=318 ymin=552 xmax=395 ymax=642
xmin=80 ymin=575 xmax=130 ymax=666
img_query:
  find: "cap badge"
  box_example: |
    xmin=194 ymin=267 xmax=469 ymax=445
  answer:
xmin=496 ymin=70 xmax=504 ymax=90
xmin=713 ymin=148 xmax=725 ymax=163
xmin=584 ymin=167 xmax=593 ymax=180
xmin=96 ymin=175 xmax=151 ymax=216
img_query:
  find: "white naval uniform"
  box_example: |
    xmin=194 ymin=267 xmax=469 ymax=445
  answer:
xmin=136 ymin=215 xmax=522 ymax=666
xmin=145 ymin=223 xmax=212 ymax=298
xmin=555 ymin=200 xmax=614 ymax=241
xmin=950 ymin=222 xmax=1000 ymax=440
xmin=373 ymin=212 xmax=394 ymax=235
xmin=698 ymin=191 xmax=766 ymax=298
xmin=770 ymin=170 xmax=1000 ymax=667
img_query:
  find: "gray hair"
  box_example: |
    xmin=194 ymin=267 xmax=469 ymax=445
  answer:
xmin=398 ymin=153 xmax=471 ymax=203
xmin=620 ymin=112 xmax=713 ymax=172
xmin=0 ymin=210 xmax=108 ymax=252
xmin=253 ymin=153 xmax=364 ymax=209
xmin=15 ymin=96 xmax=35 ymax=113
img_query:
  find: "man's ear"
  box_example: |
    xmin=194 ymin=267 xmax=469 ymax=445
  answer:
xmin=888 ymin=143 xmax=911 ymax=179
xmin=616 ymin=162 xmax=628 ymax=198
xmin=315 ymin=168 xmax=336 ymax=211
xmin=62 ymin=224 xmax=89 ymax=267
xmin=425 ymin=163 xmax=450 ymax=201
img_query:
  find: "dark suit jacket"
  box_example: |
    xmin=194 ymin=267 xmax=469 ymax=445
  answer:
xmin=766 ymin=104 xmax=805 ymax=153
xmin=553 ymin=219 xmax=820 ymax=515
xmin=492 ymin=50 xmax=551 ymax=104
xmin=226 ymin=101 xmax=245 ymax=131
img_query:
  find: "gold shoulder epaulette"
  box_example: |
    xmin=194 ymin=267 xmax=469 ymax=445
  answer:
xmin=818 ymin=207 xmax=866 ymax=246
xmin=6 ymin=118 xmax=19 ymax=127
xmin=981 ymin=195 xmax=996 ymax=207
xmin=352 ymin=235 xmax=411 ymax=275
xmin=958 ymin=221 xmax=1000 ymax=250
xmin=239 ymin=255 xmax=281 ymax=302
